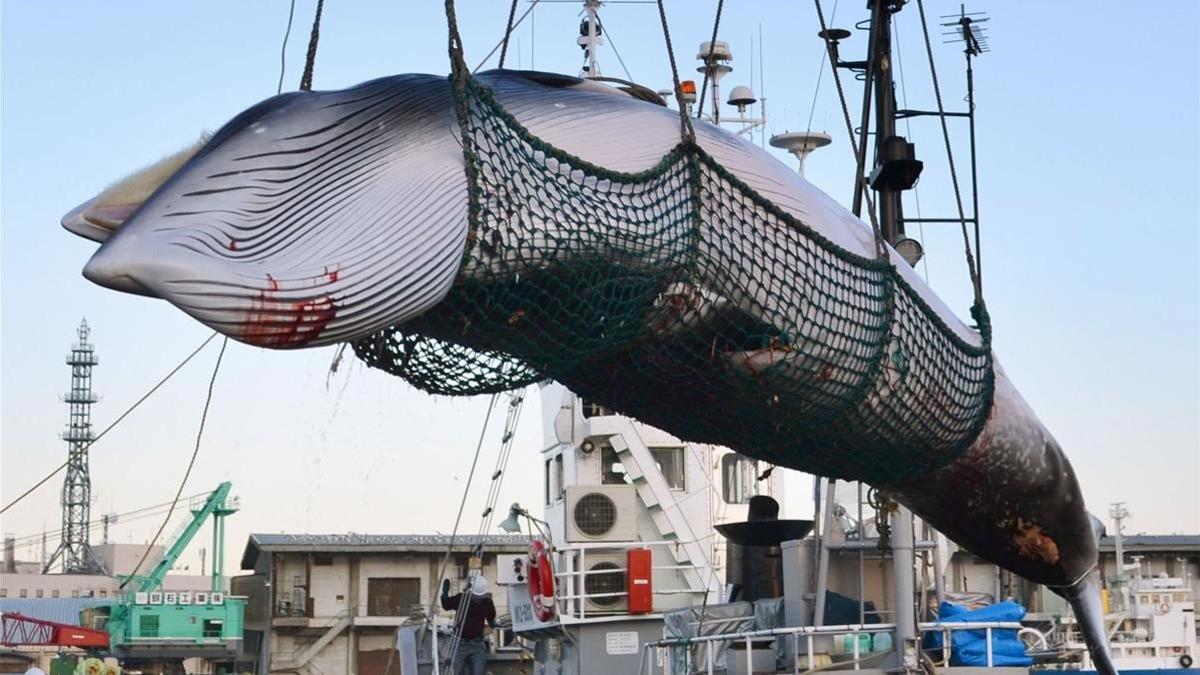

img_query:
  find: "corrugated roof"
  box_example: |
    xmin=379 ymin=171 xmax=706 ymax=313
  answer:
xmin=1098 ymin=534 xmax=1200 ymax=551
xmin=240 ymin=533 xmax=531 ymax=570
xmin=0 ymin=598 xmax=113 ymax=626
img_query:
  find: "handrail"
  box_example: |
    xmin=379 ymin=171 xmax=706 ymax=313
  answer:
xmin=551 ymin=541 xmax=712 ymax=622
xmin=641 ymin=621 xmax=1025 ymax=675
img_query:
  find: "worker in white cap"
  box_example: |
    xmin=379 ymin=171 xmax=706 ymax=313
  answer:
xmin=440 ymin=574 xmax=497 ymax=675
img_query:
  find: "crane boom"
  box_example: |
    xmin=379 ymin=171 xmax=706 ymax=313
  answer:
xmin=134 ymin=481 xmax=235 ymax=593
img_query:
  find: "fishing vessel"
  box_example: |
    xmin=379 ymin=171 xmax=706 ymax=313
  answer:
xmin=1055 ymin=506 xmax=1197 ymax=673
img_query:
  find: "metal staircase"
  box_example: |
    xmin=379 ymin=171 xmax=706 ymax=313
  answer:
xmin=582 ymin=416 xmax=719 ymax=595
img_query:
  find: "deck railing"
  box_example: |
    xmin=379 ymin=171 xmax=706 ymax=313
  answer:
xmin=641 ymin=620 xmax=1024 ymax=674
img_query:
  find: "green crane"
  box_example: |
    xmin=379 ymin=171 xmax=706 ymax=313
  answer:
xmin=85 ymin=482 xmax=245 ymax=663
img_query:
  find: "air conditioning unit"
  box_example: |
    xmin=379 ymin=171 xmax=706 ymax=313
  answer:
xmin=210 ymin=592 xmax=224 ymax=605
xmin=195 ymin=592 xmax=209 ymax=605
xmin=565 ymin=485 xmax=638 ymax=542
xmin=149 ymin=592 xmax=163 ymax=604
xmin=581 ymin=552 xmax=628 ymax=614
xmin=134 ymin=592 xmax=149 ymax=604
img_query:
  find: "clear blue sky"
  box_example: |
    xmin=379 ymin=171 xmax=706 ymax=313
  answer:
xmin=2 ymin=1 xmax=1197 ymax=572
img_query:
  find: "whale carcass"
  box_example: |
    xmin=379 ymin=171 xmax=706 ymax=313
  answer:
xmin=65 ymin=70 xmax=1116 ymax=673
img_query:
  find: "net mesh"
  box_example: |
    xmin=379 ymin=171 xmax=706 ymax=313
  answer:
xmin=352 ymin=76 xmax=994 ymax=484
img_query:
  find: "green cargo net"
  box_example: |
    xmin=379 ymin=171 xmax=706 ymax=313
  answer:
xmin=353 ymin=76 xmax=994 ymax=484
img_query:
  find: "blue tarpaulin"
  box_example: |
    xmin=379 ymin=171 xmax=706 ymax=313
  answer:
xmin=924 ymin=601 xmax=1032 ymax=666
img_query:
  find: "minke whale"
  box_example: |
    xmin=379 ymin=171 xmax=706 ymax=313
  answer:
xmin=64 ymin=70 xmax=1116 ymax=673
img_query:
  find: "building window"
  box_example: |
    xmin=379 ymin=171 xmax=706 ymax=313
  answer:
xmin=72 ymin=590 xmax=80 ymax=598
xmin=650 ymin=447 xmax=686 ymax=490
xmin=52 ymin=589 xmax=60 ymax=598
xmin=367 ymin=578 xmax=421 ymax=617
xmin=20 ymin=589 xmax=28 ymax=598
xmin=313 ymin=554 xmax=334 ymax=566
xmin=601 ymin=444 xmax=630 ymax=485
xmin=36 ymin=589 xmax=44 ymax=598
xmin=721 ymin=453 xmax=758 ymax=504
xmin=0 ymin=589 xmax=7 ymax=598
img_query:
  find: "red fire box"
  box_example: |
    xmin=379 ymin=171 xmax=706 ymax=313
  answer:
xmin=627 ymin=548 xmax=653 ymax=614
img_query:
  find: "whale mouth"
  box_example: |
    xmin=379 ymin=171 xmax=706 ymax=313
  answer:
xmin=63 ymin=199 xmax=138 ymax=244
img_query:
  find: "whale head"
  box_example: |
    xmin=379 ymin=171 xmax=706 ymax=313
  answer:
xmin=73 ymin=74 xmax=468 ymax=348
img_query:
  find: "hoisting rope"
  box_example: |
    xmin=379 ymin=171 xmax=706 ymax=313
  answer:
xmin=812 ymin=0 xmax=886 ymax=259
xmin=421 ymin=391 xmax=498 ymax=659
xmin=120 ymin=337 xmax=229 ymax=589
xmin=498 ymin=0 xmax=520 ymax=69
xmin=1 ymin=332 xmax=220 ymax=515
xmin=915 ymin=0 xmax=984 ymax=307
xmin=654 ymin=0 xmax=696 ymax=143
xmin=693 ymin=0 xmax=726 ymax=121
xmin=440 ymin=389 xmax=526 ymax=671
xmin=299 ymin=0 xmax=325 ymax=92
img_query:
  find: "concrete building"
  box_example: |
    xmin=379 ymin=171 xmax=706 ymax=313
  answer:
xmin=0 ymin=543 xmax=219 ymax=602
xmin=236 ymin=533 xmax=529 ymax=675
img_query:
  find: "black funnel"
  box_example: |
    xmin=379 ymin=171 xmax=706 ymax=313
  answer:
xmin=717 ymin=496 xmax=815 ymax=602
xmin=716 ymin=496 xmax=814 ymax=546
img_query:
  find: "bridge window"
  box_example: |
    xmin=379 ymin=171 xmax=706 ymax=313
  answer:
xmin=580 ymin=400 xmax=610 ymax=419
xmin=601 ymin=444 xmax=631 ymax=485
xmin=650 ymin=447 xmax=686 ymax=490
xmin=721 ymin=454 xmax=758 ymax=504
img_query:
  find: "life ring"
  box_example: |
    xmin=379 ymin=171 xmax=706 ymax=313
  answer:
xmin=527 ymin=539 xmax=557 ymax=622
xmin=1159 ymin=601 xmax=1171 ymax=614
xmin=1180 ymin=653 xmax=1193 ymax=669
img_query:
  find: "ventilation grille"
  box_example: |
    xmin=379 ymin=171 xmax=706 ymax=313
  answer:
xmin=585 ymin=561 xmax=626 ymax=607
xmin=139 ymin=614 xmax=160 ymax=638
xmin=573 ymin=492 xmax=617 ymax=537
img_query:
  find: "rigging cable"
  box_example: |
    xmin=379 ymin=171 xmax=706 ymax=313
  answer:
xmin=812 ymin=0 xmax=884 ymax=254
xmin=693 ymin=0 xmax=726 ymax=121
xmin=441 ymin=389 xmax=527 ymax=671
xmin=498 ymin=0 xmax=520 ymax=68
xmin=299 ymin=0 xmax=325 ymax=92
xmin=420 ymin=391 xmax=499 ymax=660
xmin=472 ymin=1 xmax=543 ymax=73
xmin=915 ymin=0 xmax=982 ymax=303
xmin=120 ymin=337 xmax=229 ymax=590
xmin=803 ymin=0 xmax=838 ymax=139
xmin=1 ymin=332 xmax=220 ymax=515
xmin=277 ymin=0 xmax=298 ymax=94
xmin=7 ymin=493 xmax=210 ymax=548
xmin=598 ymin=19 xmax=635 ymax=82
xmin=892 ymin=15 xmax=931 ymax=283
